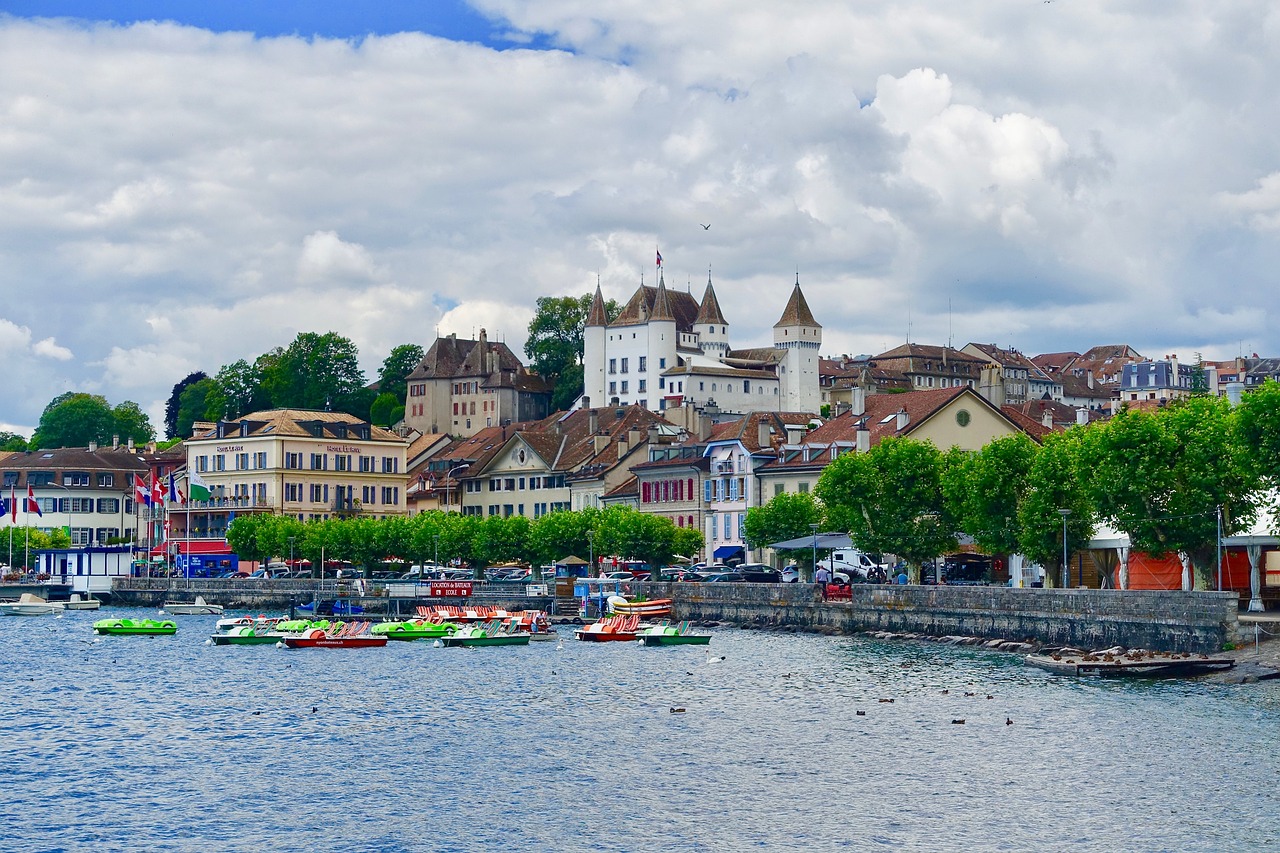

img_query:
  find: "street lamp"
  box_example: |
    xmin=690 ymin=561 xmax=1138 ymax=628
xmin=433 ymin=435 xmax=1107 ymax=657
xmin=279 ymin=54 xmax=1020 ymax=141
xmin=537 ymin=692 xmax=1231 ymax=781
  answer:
xmin=444 ymin=464 xmax=468 ymax=514
xmin=810 ymin=523 xmax=820 ymax=585
xmin=289 ymin=536 xmax=296 ymax=569
xmin=587 ymin=529 xmax=595 ymax=576
xmin=1058 ymin=508 xmax=1071 ymax=589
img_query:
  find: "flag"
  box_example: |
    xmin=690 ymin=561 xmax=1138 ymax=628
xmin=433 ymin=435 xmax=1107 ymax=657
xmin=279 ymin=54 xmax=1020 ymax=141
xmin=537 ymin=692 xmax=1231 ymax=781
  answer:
xmin=135 ymin=474 xmax=151 ymax=507
xmin=25 ymin=484 xmax=42 ymax=517
xmin=0 ymin=494 xmax=7 ymax=519
xmin=168 ymin=472 xmax=183 ymax=504
xmin=151 ymin=472 xmax=164 ymax=506
xmin=656 ymin=249 xmax=663 ymax=267
xmin=188 ymin=469 xmax=212 ymax=502
xmin=8 ymin=485 xmax=15 ymax=523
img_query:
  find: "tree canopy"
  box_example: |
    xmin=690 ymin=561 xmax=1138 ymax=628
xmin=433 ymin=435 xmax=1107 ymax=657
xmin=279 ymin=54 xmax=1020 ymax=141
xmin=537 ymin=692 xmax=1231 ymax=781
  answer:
xmin=525 ymin=293 xmax=620 ymax=411
xmin=31 ymin=393 xmax=155 ymax=450
xmin=164 ymin=371 xmax=207 ymax=439
xmin=377 ymin=344 xmax=425 ymax=404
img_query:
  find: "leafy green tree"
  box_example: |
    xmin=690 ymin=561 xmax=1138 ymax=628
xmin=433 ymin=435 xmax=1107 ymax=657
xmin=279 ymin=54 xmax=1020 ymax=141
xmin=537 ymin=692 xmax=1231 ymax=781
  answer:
xmin=942 ymin=433 xmax=1038 ymax=559
xmin=164 ymin=371 xmax=207 ymax=438
xmin=472 ymin=515 xmax=531 ymax=574
xmin=528 ymin=507 xmax=597 ymax=573
xmin=32 ymin=393 xmax=116 ymax=449
xmin=1017 ymin=430 xmax=1094 ymax=588
xmin=816 ymin=437 xmax=954 ymax=582
xmin=525 ymin=293 xmax=619 ymax=411
xmin=175 ymin=377 xmax=216 ymax=438
xmin=111 ymin=401 xmax=155 ymax=445
xmin=1236 ymin=378 xmax=1280 ymax=484
xmin=369 ymin=392 xmax=400 ymax=428
xmin=262 ymin=332 xmax=368 ymax=415
xmin=225 ymin=513 xmax=274 ymax=565
xmin=672 ymin=525 xmax=704 ymax=564
xmin=378 ymin=344 xmax=425 ymax=404
xmin=744 ymin=491 xmax=823 ymax=571
xmin=207 ymin=358 xmax=265 ymax=420
xmin=0 ymin=431 xmax=28 ymax=452
xmin=1078 ymin=398 xmax=1257 ymax=589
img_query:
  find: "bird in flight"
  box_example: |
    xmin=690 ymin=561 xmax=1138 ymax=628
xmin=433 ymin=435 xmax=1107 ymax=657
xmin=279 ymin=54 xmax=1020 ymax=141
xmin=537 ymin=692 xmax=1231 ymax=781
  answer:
xmin=700 ymin=223 xmax=711 ymax=230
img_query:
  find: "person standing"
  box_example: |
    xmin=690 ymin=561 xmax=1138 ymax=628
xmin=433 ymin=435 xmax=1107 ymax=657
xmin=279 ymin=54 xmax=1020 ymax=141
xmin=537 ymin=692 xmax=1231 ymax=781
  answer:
xmin=814 ymin=565 xmax=831 ymax=584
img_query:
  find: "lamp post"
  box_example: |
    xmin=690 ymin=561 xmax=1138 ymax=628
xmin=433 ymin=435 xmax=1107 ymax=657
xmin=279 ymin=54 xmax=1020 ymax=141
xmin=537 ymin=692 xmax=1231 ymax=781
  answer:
xmin=444 ymin=464 xmax=467 ymax=514
xmin=810 ymin=523 xmax=820 ymax=585
xmin=1058 ymin=508 xmax=1071 ymax=589
xmin=289 ymin=536 xmax=296 ymax=570
xmin=587 ymin=529 xmax=595 ymax=577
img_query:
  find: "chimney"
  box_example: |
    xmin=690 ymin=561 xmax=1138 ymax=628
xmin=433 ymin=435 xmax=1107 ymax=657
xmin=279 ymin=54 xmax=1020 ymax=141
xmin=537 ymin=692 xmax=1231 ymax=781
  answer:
xmin=1226 ymin=381 xmax=1244 ymax=407
xmin=850 ymin=386 xmax=866 ymax=417
xmin=618 ymin=434 xmax=629 ymax=457
xmin=628 ymin=426 xmax=642 ymax=447
xmin=1042 ymin=410 xmax=1054 ymax=429
xmin=593 ymin=433 xmax=609 ymax=454
xmin=856 ymin=421 xmax=871 ymax=453
xmin=895 ymin=408 xmax=909 ymax=432
xmin=647 ymin=424 xmax=660 ymax=445
xmin=758 ymin=420 xmax=771 ymax=449
xmin=127 ymin=438 xmax=135 ymax=452
xmin=588 ymin=408 xmax=598 ymax=435
xmin=1076 ymin=407 xmax=1088 ymax=426
xmin=112 ymin=434 xmax=120 ymax=449
xmin=1086 ymin=371 xmax=1094 ymax=390
xmin=88 ymin=441 xmax=97 ymax=452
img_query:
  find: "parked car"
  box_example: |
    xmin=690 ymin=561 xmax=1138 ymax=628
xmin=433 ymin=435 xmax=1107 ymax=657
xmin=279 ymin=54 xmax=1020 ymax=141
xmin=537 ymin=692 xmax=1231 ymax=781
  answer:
xmin=781 ymin=564 xmax=801 ymax=583
xmin=599 ymin=571 xmax=634 ymax=581
xmin=701 ymin=571 xmax=745 ymax=582
xmin=737 ymin=563 xmax=782 ymax=583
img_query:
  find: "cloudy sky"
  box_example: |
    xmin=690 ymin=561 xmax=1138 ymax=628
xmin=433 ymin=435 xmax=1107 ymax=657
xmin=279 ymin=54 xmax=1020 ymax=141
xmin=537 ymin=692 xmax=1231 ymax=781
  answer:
xmin=3 ymin=2 xmax=1278 ymax=438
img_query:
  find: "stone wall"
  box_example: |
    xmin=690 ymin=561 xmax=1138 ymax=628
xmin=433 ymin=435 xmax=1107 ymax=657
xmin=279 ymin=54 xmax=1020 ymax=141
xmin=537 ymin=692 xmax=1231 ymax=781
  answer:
xmin=641 ymin=583 xmax=1241 ymax=653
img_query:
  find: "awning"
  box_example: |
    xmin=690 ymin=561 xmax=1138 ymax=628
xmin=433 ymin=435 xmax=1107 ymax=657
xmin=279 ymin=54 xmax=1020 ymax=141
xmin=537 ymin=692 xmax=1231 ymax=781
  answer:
xmin=767 ymin=533 xmax=852 ymax=550
xmin=713 ymin=545 xmax=744 ymax=559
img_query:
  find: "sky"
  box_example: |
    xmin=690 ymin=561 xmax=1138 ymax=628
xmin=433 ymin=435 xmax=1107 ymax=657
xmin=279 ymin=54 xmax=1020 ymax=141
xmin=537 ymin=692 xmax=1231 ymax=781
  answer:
xmin=3 ymin=2 xmax=1279 ymax=439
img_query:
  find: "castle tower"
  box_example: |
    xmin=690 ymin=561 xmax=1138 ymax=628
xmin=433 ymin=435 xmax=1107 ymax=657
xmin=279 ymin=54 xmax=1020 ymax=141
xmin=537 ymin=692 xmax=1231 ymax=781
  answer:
xmin=644 ymin=274 xmax=678 ymax=409
xmin=693 ymin=272 xmax=730 ymax=360
xmin=583 ymin=283 xmax=609 ymax=407
xmin=773 ymin=275 xmax=822 ymax=413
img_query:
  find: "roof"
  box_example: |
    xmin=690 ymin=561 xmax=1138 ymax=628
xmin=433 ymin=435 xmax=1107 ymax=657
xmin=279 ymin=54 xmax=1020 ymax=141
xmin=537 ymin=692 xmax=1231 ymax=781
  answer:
xmin=872 ymin=343 xmax=988 ymax=368
xmin=0 ymin=446 xmax=150 ymax=474
xmin=585 ymin=284 xmax=609 ymax=327
xmin=190 ymin=409 xmax=404 ymax=444
xmin=407 ymin=332 xmax=526 ymax=381
xmin=694 ymin=276 xmax=729 ymax=326
xmin=612 ymin=282 xmax=702 ymax=331
xmin=963 ymin=343 xmax=1040 ymax=372
xmin=707 ymin=411 xmax=817 ymax=453
xmin=773 ymin=280 xmax=821 ymax=329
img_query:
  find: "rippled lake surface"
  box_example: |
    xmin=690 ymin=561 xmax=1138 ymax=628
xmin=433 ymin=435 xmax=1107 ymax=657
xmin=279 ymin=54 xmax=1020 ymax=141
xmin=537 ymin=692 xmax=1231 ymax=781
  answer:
xmin=2 ymin=607 xmax=1277 ymax=852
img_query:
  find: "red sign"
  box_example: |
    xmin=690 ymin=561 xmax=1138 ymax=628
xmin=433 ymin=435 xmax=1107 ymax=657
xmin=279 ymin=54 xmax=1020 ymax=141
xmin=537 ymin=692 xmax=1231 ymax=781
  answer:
xmin=429 ymin=581 xmax=473 ymax=598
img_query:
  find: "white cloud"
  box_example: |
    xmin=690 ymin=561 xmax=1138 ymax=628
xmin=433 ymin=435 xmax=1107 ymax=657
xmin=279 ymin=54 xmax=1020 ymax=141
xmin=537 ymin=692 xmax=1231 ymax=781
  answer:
xmin=1 ymin=4 xmax=1278 ymax=431
xmin=32 ymin=337 xmax=73 ymax=360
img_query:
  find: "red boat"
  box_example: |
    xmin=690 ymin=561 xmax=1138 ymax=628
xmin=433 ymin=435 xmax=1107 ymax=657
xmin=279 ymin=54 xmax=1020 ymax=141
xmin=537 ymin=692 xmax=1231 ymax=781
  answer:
xmin=574 ymin=614 xmax=641 ymax=642
xmin=283 ymin=621 xmax=388 ymax=649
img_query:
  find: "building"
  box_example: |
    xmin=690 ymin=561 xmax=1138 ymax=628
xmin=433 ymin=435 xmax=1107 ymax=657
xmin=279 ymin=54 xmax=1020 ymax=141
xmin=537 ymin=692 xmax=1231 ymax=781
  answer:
xmin=1032 ymin=344 xmax=1143 ymax=412
xmin=183 ymin=411 xmax=409 ymax=562
xmin=582 ymin=270 xmax=823 ymax=416
xmin=961 ymin=343 xmax=1044 ymax=406
xmin=1 ymin=443 xmax=147 ymax=550
xmin=403 ymin=329 xmax=552 ymax=438
xmin=1119 ymin=355 xmax=1217 ymax=407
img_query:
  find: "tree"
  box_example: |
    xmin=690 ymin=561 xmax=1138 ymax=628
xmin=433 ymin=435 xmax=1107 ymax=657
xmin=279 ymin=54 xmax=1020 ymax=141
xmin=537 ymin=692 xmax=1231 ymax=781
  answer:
xmin=1018 ymin=430 xmax=1094 ymax=589
xmin=1078 ymin=399 xmax=1258 ymax=589
xmin=175 ymin=377 xmax=216 ymax=438
xmin=207 ymin=359 xmax=264 ymax=420
xmin=259 ymin=332 xmax=368 ymax=415
xmin=164 ymin=371 xmax=207 ymax=439
xmin=225 ymin=513 xmax=274 ymax=565
xmin=0 ymin=431 xmax=28 ymax=452
xmin=528 ymin=508 xmax=596 ymax=571
xmin=369 ymin=392 xmax=400 ymax=428
xmin=1236 ymin=379 xmax=1280 ymax=484
xmin=942 ymin=433 xmax=1038 ymax=559
xmin=378 ymin=344 xmax=425 ymax=404
xmin=32 ymin=393 xmax=116 ymax=449
xmin=744 ymin=491 xmax=823 ymax=570
xmin=525 ymin=293 xmax=619 ymax=411
xmin=815 ymin=438 xmax=955 ymax=582
xmin=111 ymin=401 xmax=155 ymax=445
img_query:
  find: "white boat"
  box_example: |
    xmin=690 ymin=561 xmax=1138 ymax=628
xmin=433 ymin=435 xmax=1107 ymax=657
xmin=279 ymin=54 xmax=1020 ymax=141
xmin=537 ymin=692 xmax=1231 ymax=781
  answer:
xmin=161 ymin=596 xmax=225 ymax=615
xmin=0 ymin=593 xmax=65 ymax=616
xmin=63 ymin=594 xmax=101 ymax=611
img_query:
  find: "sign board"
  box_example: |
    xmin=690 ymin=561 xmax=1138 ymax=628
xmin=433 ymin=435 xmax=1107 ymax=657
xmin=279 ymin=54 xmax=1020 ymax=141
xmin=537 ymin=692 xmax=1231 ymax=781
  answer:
xmin=525 ymin=584 xmax=548 ymax=597
xmin=429 ymin=581 xmax=473 ymax=598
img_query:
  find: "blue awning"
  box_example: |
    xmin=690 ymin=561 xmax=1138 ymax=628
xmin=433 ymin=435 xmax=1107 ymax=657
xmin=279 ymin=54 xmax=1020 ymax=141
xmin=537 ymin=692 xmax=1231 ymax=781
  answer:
xmin=713 ymin=545 xmax=743 ymax=559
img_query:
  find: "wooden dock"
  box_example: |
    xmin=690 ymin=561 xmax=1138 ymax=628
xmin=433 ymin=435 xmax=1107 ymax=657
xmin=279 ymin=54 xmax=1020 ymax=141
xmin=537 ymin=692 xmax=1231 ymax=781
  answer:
xmin=1026 ymin=651 xmax=1236 ymax=678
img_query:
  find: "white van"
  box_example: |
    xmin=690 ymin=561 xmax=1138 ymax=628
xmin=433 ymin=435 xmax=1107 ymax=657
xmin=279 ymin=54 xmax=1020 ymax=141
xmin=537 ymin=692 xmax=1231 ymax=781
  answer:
xmin=818 ymin=551 xmax=886 ymax=580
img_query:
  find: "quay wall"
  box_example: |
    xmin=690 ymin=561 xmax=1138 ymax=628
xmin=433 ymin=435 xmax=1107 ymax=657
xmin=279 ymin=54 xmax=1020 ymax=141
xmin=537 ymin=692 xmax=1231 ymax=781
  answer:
xmin=640 ymin=583 xmax=1242 ymax=653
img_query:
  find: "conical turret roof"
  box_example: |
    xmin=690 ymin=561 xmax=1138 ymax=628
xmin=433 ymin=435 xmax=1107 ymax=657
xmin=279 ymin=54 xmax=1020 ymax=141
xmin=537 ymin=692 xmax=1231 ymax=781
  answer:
xmin=773 ymin=278 xmax=821 ymax=329
xmin=694 ymin=274 xmax=729 ymax=326
xmin=650 ymin=273 xmax=675 ymax=321
xmin=586 ymin=284 xmax=609 ymax=327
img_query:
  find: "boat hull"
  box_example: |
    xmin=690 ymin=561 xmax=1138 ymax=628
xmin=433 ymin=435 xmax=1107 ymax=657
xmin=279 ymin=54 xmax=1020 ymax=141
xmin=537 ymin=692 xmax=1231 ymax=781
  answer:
xmin=0 ymin=604 xmax=62 ymax=616
xmin=639 ymin=634 xmax=711 ymax=646
xmin=283 ymin=636 xmax=387 ymax=649
xmin=211 ymin=632 xmax=285 ymax=646
xmin=574 ymin=630 xmax=638 ymax=642
xmin=441 ymin=634 xmax=530 ymax=647
xmin=93 ymin=619 xmax=177 ymax=636
xmin=162 ymin=603 xmax=224 ymax=615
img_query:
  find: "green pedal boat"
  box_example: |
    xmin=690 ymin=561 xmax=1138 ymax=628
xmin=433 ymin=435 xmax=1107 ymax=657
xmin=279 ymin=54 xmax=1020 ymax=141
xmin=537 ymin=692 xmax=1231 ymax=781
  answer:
xmin=637 ymin=621 xmax=711 ymax=646
xmin=210 ymin=625 xmax=285 ymax=646
xmin=440 ymin=623 xmax=530 ymax=648
xmin=371 ymin=619 xmax=461 ymax=641
xmin=93 ymin=618 xmax=178 ymax=636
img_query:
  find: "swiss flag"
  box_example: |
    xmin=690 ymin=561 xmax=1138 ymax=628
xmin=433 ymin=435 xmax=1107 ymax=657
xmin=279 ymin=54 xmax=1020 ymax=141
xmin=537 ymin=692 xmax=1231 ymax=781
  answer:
xmin=150 ymin=472 xmax=164 ymax=506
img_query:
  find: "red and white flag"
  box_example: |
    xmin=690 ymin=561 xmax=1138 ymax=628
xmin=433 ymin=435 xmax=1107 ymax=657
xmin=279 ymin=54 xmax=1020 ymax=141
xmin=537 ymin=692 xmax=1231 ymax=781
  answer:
xmin=25 ymin=484 xmax=42 ymax=517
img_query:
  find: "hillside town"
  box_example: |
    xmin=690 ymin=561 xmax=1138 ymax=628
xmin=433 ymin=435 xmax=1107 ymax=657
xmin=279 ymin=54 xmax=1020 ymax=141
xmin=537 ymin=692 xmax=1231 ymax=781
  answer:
xmin=3 ymin=272 xmax=1279 ymax=593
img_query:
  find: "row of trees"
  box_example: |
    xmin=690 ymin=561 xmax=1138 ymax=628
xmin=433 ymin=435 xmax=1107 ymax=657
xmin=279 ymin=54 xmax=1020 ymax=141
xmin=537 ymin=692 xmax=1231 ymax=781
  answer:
xmin=5 ymin=393 xmax=159 ymax=453
xmin=226 ymin=505 xmax=704 ymax=579
xmin=747 ymin=385 xmax=1280 ymax=589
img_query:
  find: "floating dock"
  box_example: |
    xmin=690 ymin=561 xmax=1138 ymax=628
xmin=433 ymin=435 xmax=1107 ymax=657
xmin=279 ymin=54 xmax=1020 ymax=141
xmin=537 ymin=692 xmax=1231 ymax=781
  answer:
xmin=1026 ymin=651 xmax=1236 ymax=678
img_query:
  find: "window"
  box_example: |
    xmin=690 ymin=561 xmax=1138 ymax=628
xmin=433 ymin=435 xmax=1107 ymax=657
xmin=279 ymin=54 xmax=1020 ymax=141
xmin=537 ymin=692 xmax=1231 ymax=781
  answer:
xmin=723 ymin=514 xmax=731 ymax=538
xmin=382 ymin=457 xmax=399 ymax=474
xmin=63 ymin=471 xmax=90 ymax=486
xmin=27 ymin=471 xmax=53 ymax=487
xmin=70 ymin=498 xmax=94 ymax=513
xmin=363 ymin=485 xmax=376 ymax=504
xmin=382 ymin=486 xmax=399 ymax=505
xmin=2 ymin=472 xmax=17 ymax=488
xmin=310 ymin=483 xmax=324 ymax=502
xmin=310 ymin=453 xmax=327 ymax=470
xmin=335 ymin=455 xmax=350 ymax=472
xmin=774 ymin=483 xmax=785 ymax=496
xmin=285 ymin=452 xmax=302 ymax=470
xmin=609 ymin=381 xmax=617 ymax=396
xmin=704 ymin=480 xmax=713 ymax=502
xmin=639 ymin=356 xmax=647 ymax=372
xmin=621 ymin=358 xmax=629 ymax=374
xmin=609 ymin=358 xmax=617 ymax=374
xmin=798 ymin=482 xmax=810 ymax=493
xmin=642 ymin=482 xmax=651 ymax=503
xmin=96 ymin=498 xmax=120 ymax=513
xmin=213 ymin=455 xmax=226 ymax=471
xmin=285 ymin=483 xmax=302 ymax=502
xmin=360 ymin=456 xmax=374 ymax=473
xmin=236 ymin=453 xmax=249 ymax=470
xmin=96 ymin=473 xmax=114 ymax=488
xmin=638 ymin=380 xmax=647 ymax=393
xmin=255 ymin=452 xmax=267 ymax=468
xmin=621 ymin=381 xmax=628 ymax=394
xmin=659 ymin=378 xmax=665 ymax=390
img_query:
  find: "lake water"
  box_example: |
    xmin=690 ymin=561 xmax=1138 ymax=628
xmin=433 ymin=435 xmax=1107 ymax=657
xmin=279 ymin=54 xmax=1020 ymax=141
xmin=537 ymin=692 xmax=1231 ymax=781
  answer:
xmin=1 ymin=607 xmax=1277 ymax=852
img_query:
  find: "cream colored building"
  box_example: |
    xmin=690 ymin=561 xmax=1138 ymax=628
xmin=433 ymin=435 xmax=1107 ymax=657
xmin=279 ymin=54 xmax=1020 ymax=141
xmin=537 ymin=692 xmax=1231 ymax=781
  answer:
xmin=187 ymin=410 xmax=409 ymax=521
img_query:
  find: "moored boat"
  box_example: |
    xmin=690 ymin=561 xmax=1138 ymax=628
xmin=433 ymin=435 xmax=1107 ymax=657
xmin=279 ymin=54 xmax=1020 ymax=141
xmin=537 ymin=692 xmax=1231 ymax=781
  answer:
xmin=0 ymin=594 xmax=64 ymax=616
xmin=637 ymin=620 xmax=711 ymax=646
xmin=62 ymin=594 xmax=101 ymax=611
xmin=210 ymin=625 xmax=285 ymax=646
xmin=371 ymin=619 xmax=460 ymax=641
xmin=93 ymin=618 xmax=177 ymax=636
xmin=283 ymin=620 xmax=387 ymax=649
xmin=441 ymin=621 xmax=531 ymax=647
xmin=607 ymin=596 xmax=672 ymax=619
xmin=162 ymin=596 xmax=224 ymax=615
xmin=574 ymin=614 xmax=641 ymax=642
